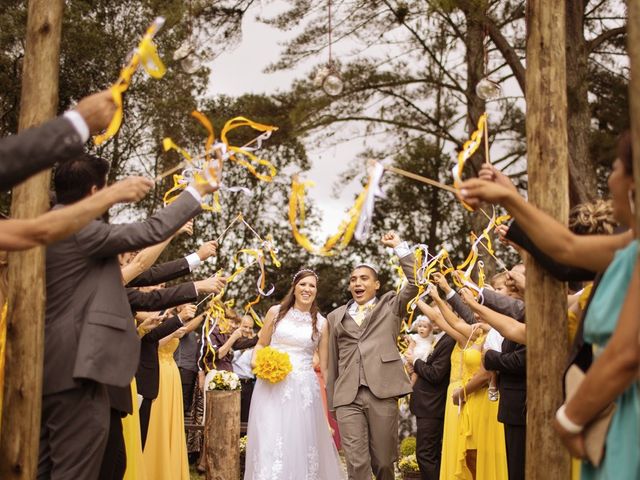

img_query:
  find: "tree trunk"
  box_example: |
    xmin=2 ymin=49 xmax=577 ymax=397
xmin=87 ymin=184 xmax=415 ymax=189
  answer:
xmin=524 ymin=1 xmax=572 ymax=479
xmin=205 ymin=390 xmax=241 ymax=480
xmin=565 ymin=0 xmax=596 ymax=205
xmin=0 ymin=1 xmax=64 ymax=478
xmin=629 ymin=0 xmax=640 ymax=231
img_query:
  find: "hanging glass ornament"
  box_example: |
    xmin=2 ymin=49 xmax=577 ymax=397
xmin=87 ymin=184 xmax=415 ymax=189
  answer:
xmin=322 ymin=70 xmax=344 ymax=96
xmin=475 ymin=77 xmax=502 ymax=100
xmin=173 ymin=40 xmax=201 ymax=74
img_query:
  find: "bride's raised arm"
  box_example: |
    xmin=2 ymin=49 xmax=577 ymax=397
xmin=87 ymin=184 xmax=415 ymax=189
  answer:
xmin=251 ymin=305 xmax=279 ymax=368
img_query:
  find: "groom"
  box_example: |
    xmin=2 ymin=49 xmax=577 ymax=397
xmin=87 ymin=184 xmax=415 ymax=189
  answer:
xmin=325 ymin=231 xmax=417 ymax=480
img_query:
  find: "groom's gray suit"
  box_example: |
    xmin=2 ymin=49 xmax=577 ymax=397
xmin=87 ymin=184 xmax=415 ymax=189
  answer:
xmin=38 ymin=191 xmax=202 ymax=480
xmin=326 ymin=251 xmax=417 ymax=480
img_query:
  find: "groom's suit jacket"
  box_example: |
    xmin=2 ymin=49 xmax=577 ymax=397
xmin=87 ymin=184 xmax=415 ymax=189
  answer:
xmin=44 ymin=192 xmax=202 ymax=396
xmin=0 ymin=117 xmax=83 ymax=191
xmin=326 ymin=253 xmax=417 ymax=410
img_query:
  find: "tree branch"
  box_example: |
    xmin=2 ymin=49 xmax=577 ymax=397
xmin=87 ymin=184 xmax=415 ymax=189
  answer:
xmin=587 ymin=26 xmax=627 ymax=53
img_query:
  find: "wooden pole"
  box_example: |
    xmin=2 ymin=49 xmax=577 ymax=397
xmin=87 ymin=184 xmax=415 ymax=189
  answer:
xmin=524 ymin=1 xmax=572 ymax=478
xmin=0 ymin=1 xmax=64 ymax=478
xmin=204 ymin=390 xmax=240 ymax=480
xmin=629 ymin=1 xmax=640 ymax=233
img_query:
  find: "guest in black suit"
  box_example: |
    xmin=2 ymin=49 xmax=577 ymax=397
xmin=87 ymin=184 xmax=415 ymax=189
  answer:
xmin=406 ymin=330 xmax=456 ymax=480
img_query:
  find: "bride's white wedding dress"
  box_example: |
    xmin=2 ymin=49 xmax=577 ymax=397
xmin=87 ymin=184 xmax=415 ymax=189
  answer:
xmin=244 ymin=306 xmax=345 ymax=480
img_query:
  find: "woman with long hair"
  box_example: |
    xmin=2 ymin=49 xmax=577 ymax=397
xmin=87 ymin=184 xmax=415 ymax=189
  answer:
xmin=244 ymin=269 xmax=345 ymax=479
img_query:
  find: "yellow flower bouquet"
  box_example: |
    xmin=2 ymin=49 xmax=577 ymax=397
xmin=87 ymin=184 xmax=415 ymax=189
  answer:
xmin=253 ymin=346 xmax=292 ymax=383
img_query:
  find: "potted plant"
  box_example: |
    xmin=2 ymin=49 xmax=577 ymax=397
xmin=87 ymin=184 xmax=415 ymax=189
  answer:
xmin=398 ymin=454 xmax=421 ymax=479
xmin=398 ymin=436 xmax=420 ymax=479
xmin=239 ymin=435 xmax=248 ymax=477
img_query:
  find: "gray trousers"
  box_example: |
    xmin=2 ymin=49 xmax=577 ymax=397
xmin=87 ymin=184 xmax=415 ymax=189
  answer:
xmin=38 ymin=381 xmax=110 ymax=480
xmin=335 ymin=386 xmax=398 ymax=480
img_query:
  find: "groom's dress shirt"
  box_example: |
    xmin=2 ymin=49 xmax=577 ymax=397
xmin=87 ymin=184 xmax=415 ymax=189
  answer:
xmin=0 ymin=112 xmax=88 ymax=191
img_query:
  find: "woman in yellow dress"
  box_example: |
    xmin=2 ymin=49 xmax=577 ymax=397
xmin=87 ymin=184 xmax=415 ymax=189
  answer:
xmin=142 ymin=333 xmax=190 ymax=480
xmin=429 ymin=287 xmax=508 ymax=480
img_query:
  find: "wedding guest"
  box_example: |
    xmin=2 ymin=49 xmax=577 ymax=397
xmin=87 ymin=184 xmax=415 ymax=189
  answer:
xmin=406 ymin=316 xmax=435 ymax=387
xmin=460 ymin=131 xmax=638 ymax=480
xmin=0 ymin=176 xmax=152 ymax=251
xmin=38 ymin=153 xmax=214 ymax=480
xmin=406 ymin=307 xmax=455 ymax=480
xmin=0 ymin=89 xmax=115 ymax=191
xmin=232 ymin=315 xmax=258 ymax=423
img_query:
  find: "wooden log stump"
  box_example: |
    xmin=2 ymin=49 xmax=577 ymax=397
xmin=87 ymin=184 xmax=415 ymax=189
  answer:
xmin=205 ymin=390 xmax=241 ymax=480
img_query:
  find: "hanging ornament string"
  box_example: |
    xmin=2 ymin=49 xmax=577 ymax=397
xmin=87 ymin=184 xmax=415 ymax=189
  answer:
xmin=95 ymin=17 xmax=167 ymax=145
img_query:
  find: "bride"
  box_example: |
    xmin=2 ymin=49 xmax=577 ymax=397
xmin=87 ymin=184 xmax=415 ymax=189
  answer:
xmin=244 ymin=269 xmax=345 ymax=479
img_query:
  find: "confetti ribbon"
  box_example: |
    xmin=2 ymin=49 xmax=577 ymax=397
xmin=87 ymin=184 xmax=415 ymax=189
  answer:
xmin=451 ymin=113 xmax=487 ymax=211
xmin=94 ymin=17 xmax=166 ymax=145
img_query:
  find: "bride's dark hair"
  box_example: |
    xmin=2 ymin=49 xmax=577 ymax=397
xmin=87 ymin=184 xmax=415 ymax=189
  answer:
xmin=274 ymin=270 xmax=320 ymax=340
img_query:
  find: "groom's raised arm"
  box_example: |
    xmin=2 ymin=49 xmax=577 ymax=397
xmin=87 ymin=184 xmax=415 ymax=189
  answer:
xmin=387 ymin=239 xmax=418 ymax=320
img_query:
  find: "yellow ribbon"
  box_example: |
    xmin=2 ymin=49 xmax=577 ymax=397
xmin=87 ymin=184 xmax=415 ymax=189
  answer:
xmin=289 ymin=176 xmax=369 ymax=256
xmin=94 ymin=17 xmax=166 ymax=145
xmin=220 ymin=117 xmax=279 ymax=182
xmin=451 ymin=113 xmax=487 ymax=211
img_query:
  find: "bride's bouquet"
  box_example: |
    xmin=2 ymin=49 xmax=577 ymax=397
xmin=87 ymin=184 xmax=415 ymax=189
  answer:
xmin=207 ymin=369 xmax=241 ymax=391
xmin=253 ymin=346 xmax=292 ymax=383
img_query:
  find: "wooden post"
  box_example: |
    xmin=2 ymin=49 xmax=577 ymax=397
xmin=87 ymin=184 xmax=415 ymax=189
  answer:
xmin=0 ymin=1 xmax=64 ymax=478
xmin=524 ymin=1 xmax=572 ymax=479
xmin=205 ymin=390 xmax=241 ymax=480
xmin=629 ymin=0 xmax=640 ymax=229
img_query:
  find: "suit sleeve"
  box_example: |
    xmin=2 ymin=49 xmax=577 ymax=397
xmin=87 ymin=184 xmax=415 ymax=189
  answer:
xmin=0 ymin=117 xmax=83 ymax=191
xmin=234 ymin=336 xmax=259 ymax=350
xmin=506 ymin=221 xmax=596 ymax=282
xmin=390 ymin=253 xmax=419 ymax=320
xmin=142 ymin=315 xmax=183 ymax=342
xmin=75 ymin=193 xmax=201 ymax=258
xmin=484 ymin=344 xmax=526 ymax=375
xmin=325 ymin=314 xmax=339 ymax=411
xmin=126 ymin=258 xmax=191 ymax=287
xmin=482 ymin=289 xmax=525 ymax=322
xmin=127 ymin=283 xmax=197 ymax=312
xmin=413 ymin=336 xmax=455 ymax=384
xmin=447 ymin=292 xmax=475 ymax=325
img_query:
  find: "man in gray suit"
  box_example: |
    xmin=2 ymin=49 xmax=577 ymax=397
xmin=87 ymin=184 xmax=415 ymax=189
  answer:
xmin=38 ymin=153 xmax=218 ymax=480
xmin=325 ymin=231 xmax=418 ymax=480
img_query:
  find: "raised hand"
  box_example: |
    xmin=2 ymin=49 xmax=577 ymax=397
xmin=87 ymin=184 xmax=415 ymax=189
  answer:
xmin=459 ymin=287 xmax=478 ymax=307
xmin=381 ymin=231 xmax=401 ymax=248
xmin=432 ymin=272 xmax=451 ymax=294
xmin=178 ymin=220 xmax=194 ymax=236
xmin=477 ymin=163 xmax=518 ymax=192
xmin=458 ymin=178 xmax=513 ymax=209
xmin=195 ymin=274 xmax=227 ymax=295
xmin=196 ymin=240 xmax=218 ymax=261
xmin=107 ymin=176 xmax=153 ymax=203
xmin=74 ymin=89 xmax=118 ymax=135
xmin=177 ymin=304 xmax=197 ymax=322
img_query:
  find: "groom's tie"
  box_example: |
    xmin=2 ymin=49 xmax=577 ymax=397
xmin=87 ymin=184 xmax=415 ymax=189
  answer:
xmin=353 ymin=304 xmax=367 ymax=326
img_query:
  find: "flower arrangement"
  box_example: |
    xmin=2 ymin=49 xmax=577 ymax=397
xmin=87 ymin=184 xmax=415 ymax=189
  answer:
xmin=397 ymin=453 xmax=420 ymax=473
xmin=206 ymin=369 xmax=241 ymax=391
xmin=252 ymin=346 xmax=292 ymax=383
xmin=239 ymin=435 xmax=248 ymax=455
xmin=399 ymin=436 xmax=416 ymax=457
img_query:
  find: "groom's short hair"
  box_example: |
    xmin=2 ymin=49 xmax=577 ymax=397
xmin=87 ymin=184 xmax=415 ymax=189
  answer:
xmin=351 ymin=263 xmax=379 ymax=280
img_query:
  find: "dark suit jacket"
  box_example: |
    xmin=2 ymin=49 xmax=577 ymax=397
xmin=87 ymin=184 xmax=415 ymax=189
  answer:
xmin=127 ymin=282 xmax=197 ymax=312
xmin=44 ymin=192 xmax=201 ymax=396
xmin=0 ymin=117 xmax=83 ymax=191
xmin=136 ymin=315 xmax=184 ymax=400
xmin=482 ymin=289 xmax=525 ymax=322
xmin=409 ymin=334 xmax=456 ymax=419
xmin=484 ymin=339 xmax=527 ymax=425
xmin=446 ymin=291 xmax=476 ymax=324
xmin=199 ymin=326 xmax=258 ymax=372
xmin=126 ymin=257 xmax=191 ymax=288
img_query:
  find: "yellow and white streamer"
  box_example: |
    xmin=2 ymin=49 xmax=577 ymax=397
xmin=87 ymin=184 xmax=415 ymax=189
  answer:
xmin=451 ymin=113 xmax=487 ymax=211
xmin=95 ymin=17 xmax=166 ymax=145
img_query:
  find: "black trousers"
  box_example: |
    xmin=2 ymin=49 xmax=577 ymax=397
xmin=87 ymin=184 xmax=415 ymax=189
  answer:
xmin=239 ymin=379 xmax=255 ymax=423
xmin=98 ymin=408 xmax=126 ymax=480
xmin=179 ymin=368 xmax=197 ymax=416
xmin=504 ymin=423 xmax=526 ymax=480
xmin=139 ymin=398 xmax=152 ymax=450
xmin=38 ymin=382 xmax=110 ymax=480
xmin=416 ymin=417 xmax=444 ymax=480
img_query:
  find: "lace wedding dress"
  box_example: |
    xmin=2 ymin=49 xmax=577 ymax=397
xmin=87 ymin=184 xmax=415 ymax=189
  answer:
xmin=244 ymin=307 xmax=345 ymax=480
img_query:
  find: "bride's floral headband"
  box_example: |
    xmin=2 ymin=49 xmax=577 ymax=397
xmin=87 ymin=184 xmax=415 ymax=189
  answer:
xmin=292 ymin=269 xmax=318 ymax=283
